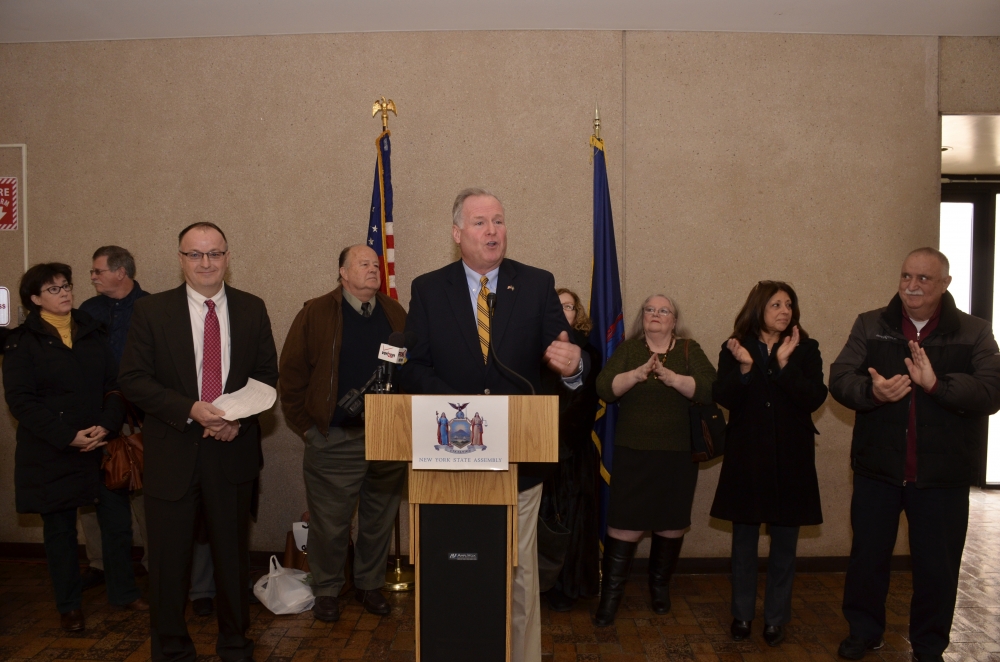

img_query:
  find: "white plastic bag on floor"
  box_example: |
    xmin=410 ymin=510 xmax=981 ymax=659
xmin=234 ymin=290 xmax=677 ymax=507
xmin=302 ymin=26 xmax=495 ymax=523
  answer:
xmin=253 ymin=555 xmax=315 ymax=615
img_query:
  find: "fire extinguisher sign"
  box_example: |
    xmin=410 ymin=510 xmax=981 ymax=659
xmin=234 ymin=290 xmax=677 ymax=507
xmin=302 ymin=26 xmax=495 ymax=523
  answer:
xmin=0 ymin=178 xmax=17 ymax=231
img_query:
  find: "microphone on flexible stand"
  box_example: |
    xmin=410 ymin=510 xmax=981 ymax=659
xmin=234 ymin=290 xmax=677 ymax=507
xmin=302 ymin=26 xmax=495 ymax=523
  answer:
xmin=485 ymin=293 xmax=536 ymax=396
xmin=374 ymin=331 xmax=409 ymax=394
xmin=336 ymin=332 xmax=410 ymax=416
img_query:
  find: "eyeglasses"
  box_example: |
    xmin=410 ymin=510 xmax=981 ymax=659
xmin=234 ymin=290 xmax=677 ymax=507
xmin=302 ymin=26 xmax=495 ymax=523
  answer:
xmin=43 ymin=283 xmax=73 ymax=295
xmin=179 ymin=250 xmax=228 ymax=262
xmin=643 ymin=307 xmax=674 ymax=317
xmin=561 ymin=304 xmax=576 ymax=312
xmin=89 ymin=268 xmax=110 ymax=276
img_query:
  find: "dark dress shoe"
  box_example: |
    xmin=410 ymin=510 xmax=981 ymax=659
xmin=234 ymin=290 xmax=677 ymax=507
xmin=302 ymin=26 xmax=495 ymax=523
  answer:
xmin=61 ymin=609 xmax=85 ymax=631
xmin=117 ymin=597 xmax=150 ymax=612
xmin=838 ymin=635 xmax=885 ymax=660
xmin=912 ymin=654 xmax=944 ymax=662
xmin=312 ymin=595 xmax=340 ymax=622
xmin=192 ymin=597 xmax=214 ymax=616
xmin=355 ymin=588 xmax=391 ymax=615
xmin=763 ymin=624 xmax=785 ymax=647
xmin=80 ymin=567 xmax=105 ymax=591
xmin=545 ymin=588 xmax=575 ymax=613
xmin=731 ymin=619 xmax=752 ymax=641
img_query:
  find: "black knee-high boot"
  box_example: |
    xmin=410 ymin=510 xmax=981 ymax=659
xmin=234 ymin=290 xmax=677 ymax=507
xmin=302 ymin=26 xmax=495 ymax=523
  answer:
xmin=593 ymin=536 xmax=638 ymax=627
xmin=648 ymin=534 xmax=683 ymax=615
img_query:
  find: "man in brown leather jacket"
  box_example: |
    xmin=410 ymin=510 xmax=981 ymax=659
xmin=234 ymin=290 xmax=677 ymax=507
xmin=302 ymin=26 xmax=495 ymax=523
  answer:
xmin=279 ymin=244 xmax=407 ymax=622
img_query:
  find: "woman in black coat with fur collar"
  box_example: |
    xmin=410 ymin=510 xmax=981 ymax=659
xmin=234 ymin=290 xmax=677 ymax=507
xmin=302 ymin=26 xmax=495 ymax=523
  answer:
xmin=711 ymin=281 xmax=827 ymax=648
xmin=2 ymin=263 xmax=143 ymax=631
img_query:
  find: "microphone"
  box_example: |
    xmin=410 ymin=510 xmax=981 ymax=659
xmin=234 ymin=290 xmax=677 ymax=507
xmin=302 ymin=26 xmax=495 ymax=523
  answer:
xmin=374 ymin=332 xmax=409 ymax=394
xmin=336 ymin=369 xmax=381 ymax=418
xmin=336 ymin=332 xmax=409 ymax=416
xmin=485 ymin=293 xmax=536 ymax=396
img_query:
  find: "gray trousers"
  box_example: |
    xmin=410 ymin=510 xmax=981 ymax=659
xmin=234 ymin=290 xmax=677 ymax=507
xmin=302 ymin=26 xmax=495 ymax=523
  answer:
xmin=303 ymin=426 xmax=407 ymax=597
xmin=731 ymin=523 xmax=800 ymax=626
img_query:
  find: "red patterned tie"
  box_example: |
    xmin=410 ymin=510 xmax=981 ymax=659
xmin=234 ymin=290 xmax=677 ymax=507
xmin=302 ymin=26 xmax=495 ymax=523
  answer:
xmin=202 ymin=300 xmax=222 ymax=403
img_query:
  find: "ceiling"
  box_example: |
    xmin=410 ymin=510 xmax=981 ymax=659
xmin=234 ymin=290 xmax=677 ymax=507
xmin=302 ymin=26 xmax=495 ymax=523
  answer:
xmin=942 ymin=115 xmax=1000 ymax=175
xmin=1 ymin=0 xmax=999 ymax=43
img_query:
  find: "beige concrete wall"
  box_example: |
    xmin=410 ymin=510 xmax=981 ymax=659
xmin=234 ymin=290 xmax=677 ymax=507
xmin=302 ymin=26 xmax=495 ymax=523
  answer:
xmin=0 ymin=31 xmax=624 ymax=553
xmin=0 ymin=148 xmax=33 ymax=536
xmin=624 ymin=32 xmax=941 ymax=559
xmin=940 ymin=37 xmax=1000 ymax=113
xmin=0 ymin=31 xmax=992 ymax=557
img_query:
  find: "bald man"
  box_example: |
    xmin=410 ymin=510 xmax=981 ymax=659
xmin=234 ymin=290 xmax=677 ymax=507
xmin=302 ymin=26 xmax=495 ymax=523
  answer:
xmin=279 ymin=245 xmax=408 ymax=622
xmin=830 ymin=247 xmax=1000 ymax=662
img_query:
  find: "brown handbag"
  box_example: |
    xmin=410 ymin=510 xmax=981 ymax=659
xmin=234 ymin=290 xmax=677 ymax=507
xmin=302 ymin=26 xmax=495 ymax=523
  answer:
xmin=684 ymin=340 xmax=727 ymax=463
xmin=101 ymin=392 xmax=144 ymax=491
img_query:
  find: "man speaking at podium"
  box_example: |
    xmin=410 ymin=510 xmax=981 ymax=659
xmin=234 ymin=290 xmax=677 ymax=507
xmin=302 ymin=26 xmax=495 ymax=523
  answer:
xmin=399 ymin=188 xmax=584 ymax=662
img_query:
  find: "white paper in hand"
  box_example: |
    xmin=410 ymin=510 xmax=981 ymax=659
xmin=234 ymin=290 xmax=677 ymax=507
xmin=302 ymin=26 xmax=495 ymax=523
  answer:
xmin=212 ymin=378 xmax=277 ymax=421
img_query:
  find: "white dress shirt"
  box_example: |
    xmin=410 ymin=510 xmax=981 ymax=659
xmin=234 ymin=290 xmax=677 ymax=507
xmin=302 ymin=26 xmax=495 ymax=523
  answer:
xmin=463 ymin=261 xmax=500 ymax=315
xmin=186 ymin=284 xmax=231 ymax=401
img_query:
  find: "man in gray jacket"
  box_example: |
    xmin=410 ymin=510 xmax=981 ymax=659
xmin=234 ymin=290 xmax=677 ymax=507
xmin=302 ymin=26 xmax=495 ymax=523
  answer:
xmin=830 ymin=247 xmax=1000 ymax=662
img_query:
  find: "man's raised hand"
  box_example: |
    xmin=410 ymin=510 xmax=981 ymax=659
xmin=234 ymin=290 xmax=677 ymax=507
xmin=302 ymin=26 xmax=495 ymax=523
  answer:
xmin=544 ymin=331 xmax=583 ymax=377
xmin=868 ymin=367 xmax=911 ymax=403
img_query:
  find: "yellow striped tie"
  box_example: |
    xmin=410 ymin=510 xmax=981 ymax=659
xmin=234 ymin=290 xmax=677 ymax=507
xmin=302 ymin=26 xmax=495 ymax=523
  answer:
xmin=477 ymin=276 xmax=491 ymax=363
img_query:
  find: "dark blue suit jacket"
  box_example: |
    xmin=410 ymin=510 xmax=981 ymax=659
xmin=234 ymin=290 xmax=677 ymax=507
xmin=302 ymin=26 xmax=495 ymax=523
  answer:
xmin=399 ymin=258 xmax=571 ymax=396
xmin=399 ymin=259 xmax=572 ymax=490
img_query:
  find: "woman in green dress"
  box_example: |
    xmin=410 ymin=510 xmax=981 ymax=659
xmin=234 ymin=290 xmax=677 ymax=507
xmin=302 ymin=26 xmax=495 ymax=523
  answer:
xmin=592 ymin=294 xmax=717 ymax=626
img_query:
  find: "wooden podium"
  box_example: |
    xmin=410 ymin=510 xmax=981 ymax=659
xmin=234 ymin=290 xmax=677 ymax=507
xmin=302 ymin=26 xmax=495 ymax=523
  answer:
xmin=365 ymin=394 xmax=558 ymax=662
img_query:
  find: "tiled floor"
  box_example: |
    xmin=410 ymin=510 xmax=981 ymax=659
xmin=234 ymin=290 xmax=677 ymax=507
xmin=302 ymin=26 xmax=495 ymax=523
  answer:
xmin=1 ymin=488 xmax=999 ymax=661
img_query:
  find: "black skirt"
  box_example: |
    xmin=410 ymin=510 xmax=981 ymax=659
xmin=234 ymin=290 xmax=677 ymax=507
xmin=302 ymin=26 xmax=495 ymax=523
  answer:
xmin=607 ymin=447 xmax=698 ymax=531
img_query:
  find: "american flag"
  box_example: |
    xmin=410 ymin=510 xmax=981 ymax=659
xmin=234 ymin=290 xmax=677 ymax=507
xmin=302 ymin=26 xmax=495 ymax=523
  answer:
xmin=366 ymin=130 xmax=397 ymax=299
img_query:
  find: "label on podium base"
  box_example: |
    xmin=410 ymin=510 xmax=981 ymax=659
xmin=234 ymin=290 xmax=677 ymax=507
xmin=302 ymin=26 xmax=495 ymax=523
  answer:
xmin=411 ymin=395 xmax=508 ymax=471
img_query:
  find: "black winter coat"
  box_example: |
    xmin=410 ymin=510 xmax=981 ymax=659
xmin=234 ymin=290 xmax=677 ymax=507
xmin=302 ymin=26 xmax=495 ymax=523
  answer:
xmin=540 ymin=329 xmax=601 ymax=598
xmin=710 ymin=335 xmax=827 ymax=526
xmin=829 ymin=292 xmax=1000 ymax=488
xmin=2 ymin=310 xmax=125 ymax=514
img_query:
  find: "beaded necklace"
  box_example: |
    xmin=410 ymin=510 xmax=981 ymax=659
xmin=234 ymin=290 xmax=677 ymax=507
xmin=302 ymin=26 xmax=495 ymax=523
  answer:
xmin=643 ymin=335 xmax=675 ymax=374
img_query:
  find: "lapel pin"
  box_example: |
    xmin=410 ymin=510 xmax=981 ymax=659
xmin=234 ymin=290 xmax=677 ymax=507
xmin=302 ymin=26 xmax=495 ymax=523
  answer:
xmin=507 ymin=285 xmax=514 ymax=291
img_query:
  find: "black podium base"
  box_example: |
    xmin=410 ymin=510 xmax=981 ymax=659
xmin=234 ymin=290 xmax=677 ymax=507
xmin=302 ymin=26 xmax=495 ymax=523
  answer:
xmin=419 ymin=504 xmax=508 ymax=661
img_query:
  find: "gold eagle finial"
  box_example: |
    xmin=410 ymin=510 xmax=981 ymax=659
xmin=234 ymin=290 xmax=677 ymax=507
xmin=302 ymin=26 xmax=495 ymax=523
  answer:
xmin=372 ymin=97 xmax=397 ymax=131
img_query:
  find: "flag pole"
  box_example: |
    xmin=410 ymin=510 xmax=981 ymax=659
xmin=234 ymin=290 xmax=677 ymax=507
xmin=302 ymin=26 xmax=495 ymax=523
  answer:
xmin=371 ymin=96 xmax=412 ymax=591
xmin=589 ymin=102 xmax=624 ymax=549
xmin=372 ymin=96 xmax=397 ymax=131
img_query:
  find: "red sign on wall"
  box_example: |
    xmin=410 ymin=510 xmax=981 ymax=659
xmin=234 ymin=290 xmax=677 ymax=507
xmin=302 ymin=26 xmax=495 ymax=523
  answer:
xmin=0 ymin=178 xmax=17 ymax=231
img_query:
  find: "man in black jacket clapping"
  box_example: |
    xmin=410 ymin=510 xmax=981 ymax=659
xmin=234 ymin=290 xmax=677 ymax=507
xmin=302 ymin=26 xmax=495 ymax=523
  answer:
xmin=830 ymin=247 xmax=1000 ymax=662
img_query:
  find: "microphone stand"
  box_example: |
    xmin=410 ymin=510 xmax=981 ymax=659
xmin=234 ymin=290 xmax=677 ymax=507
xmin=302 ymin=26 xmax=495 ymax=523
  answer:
xmin=384 ymin=510 xmax=415 ymax=591
xmin=373 ymin=361 xmax=417 ymax=592
xmin=373 ymin=357 xmax=413 ymax=591
xmin=486 ymin=293 xmax=536 ymax=396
